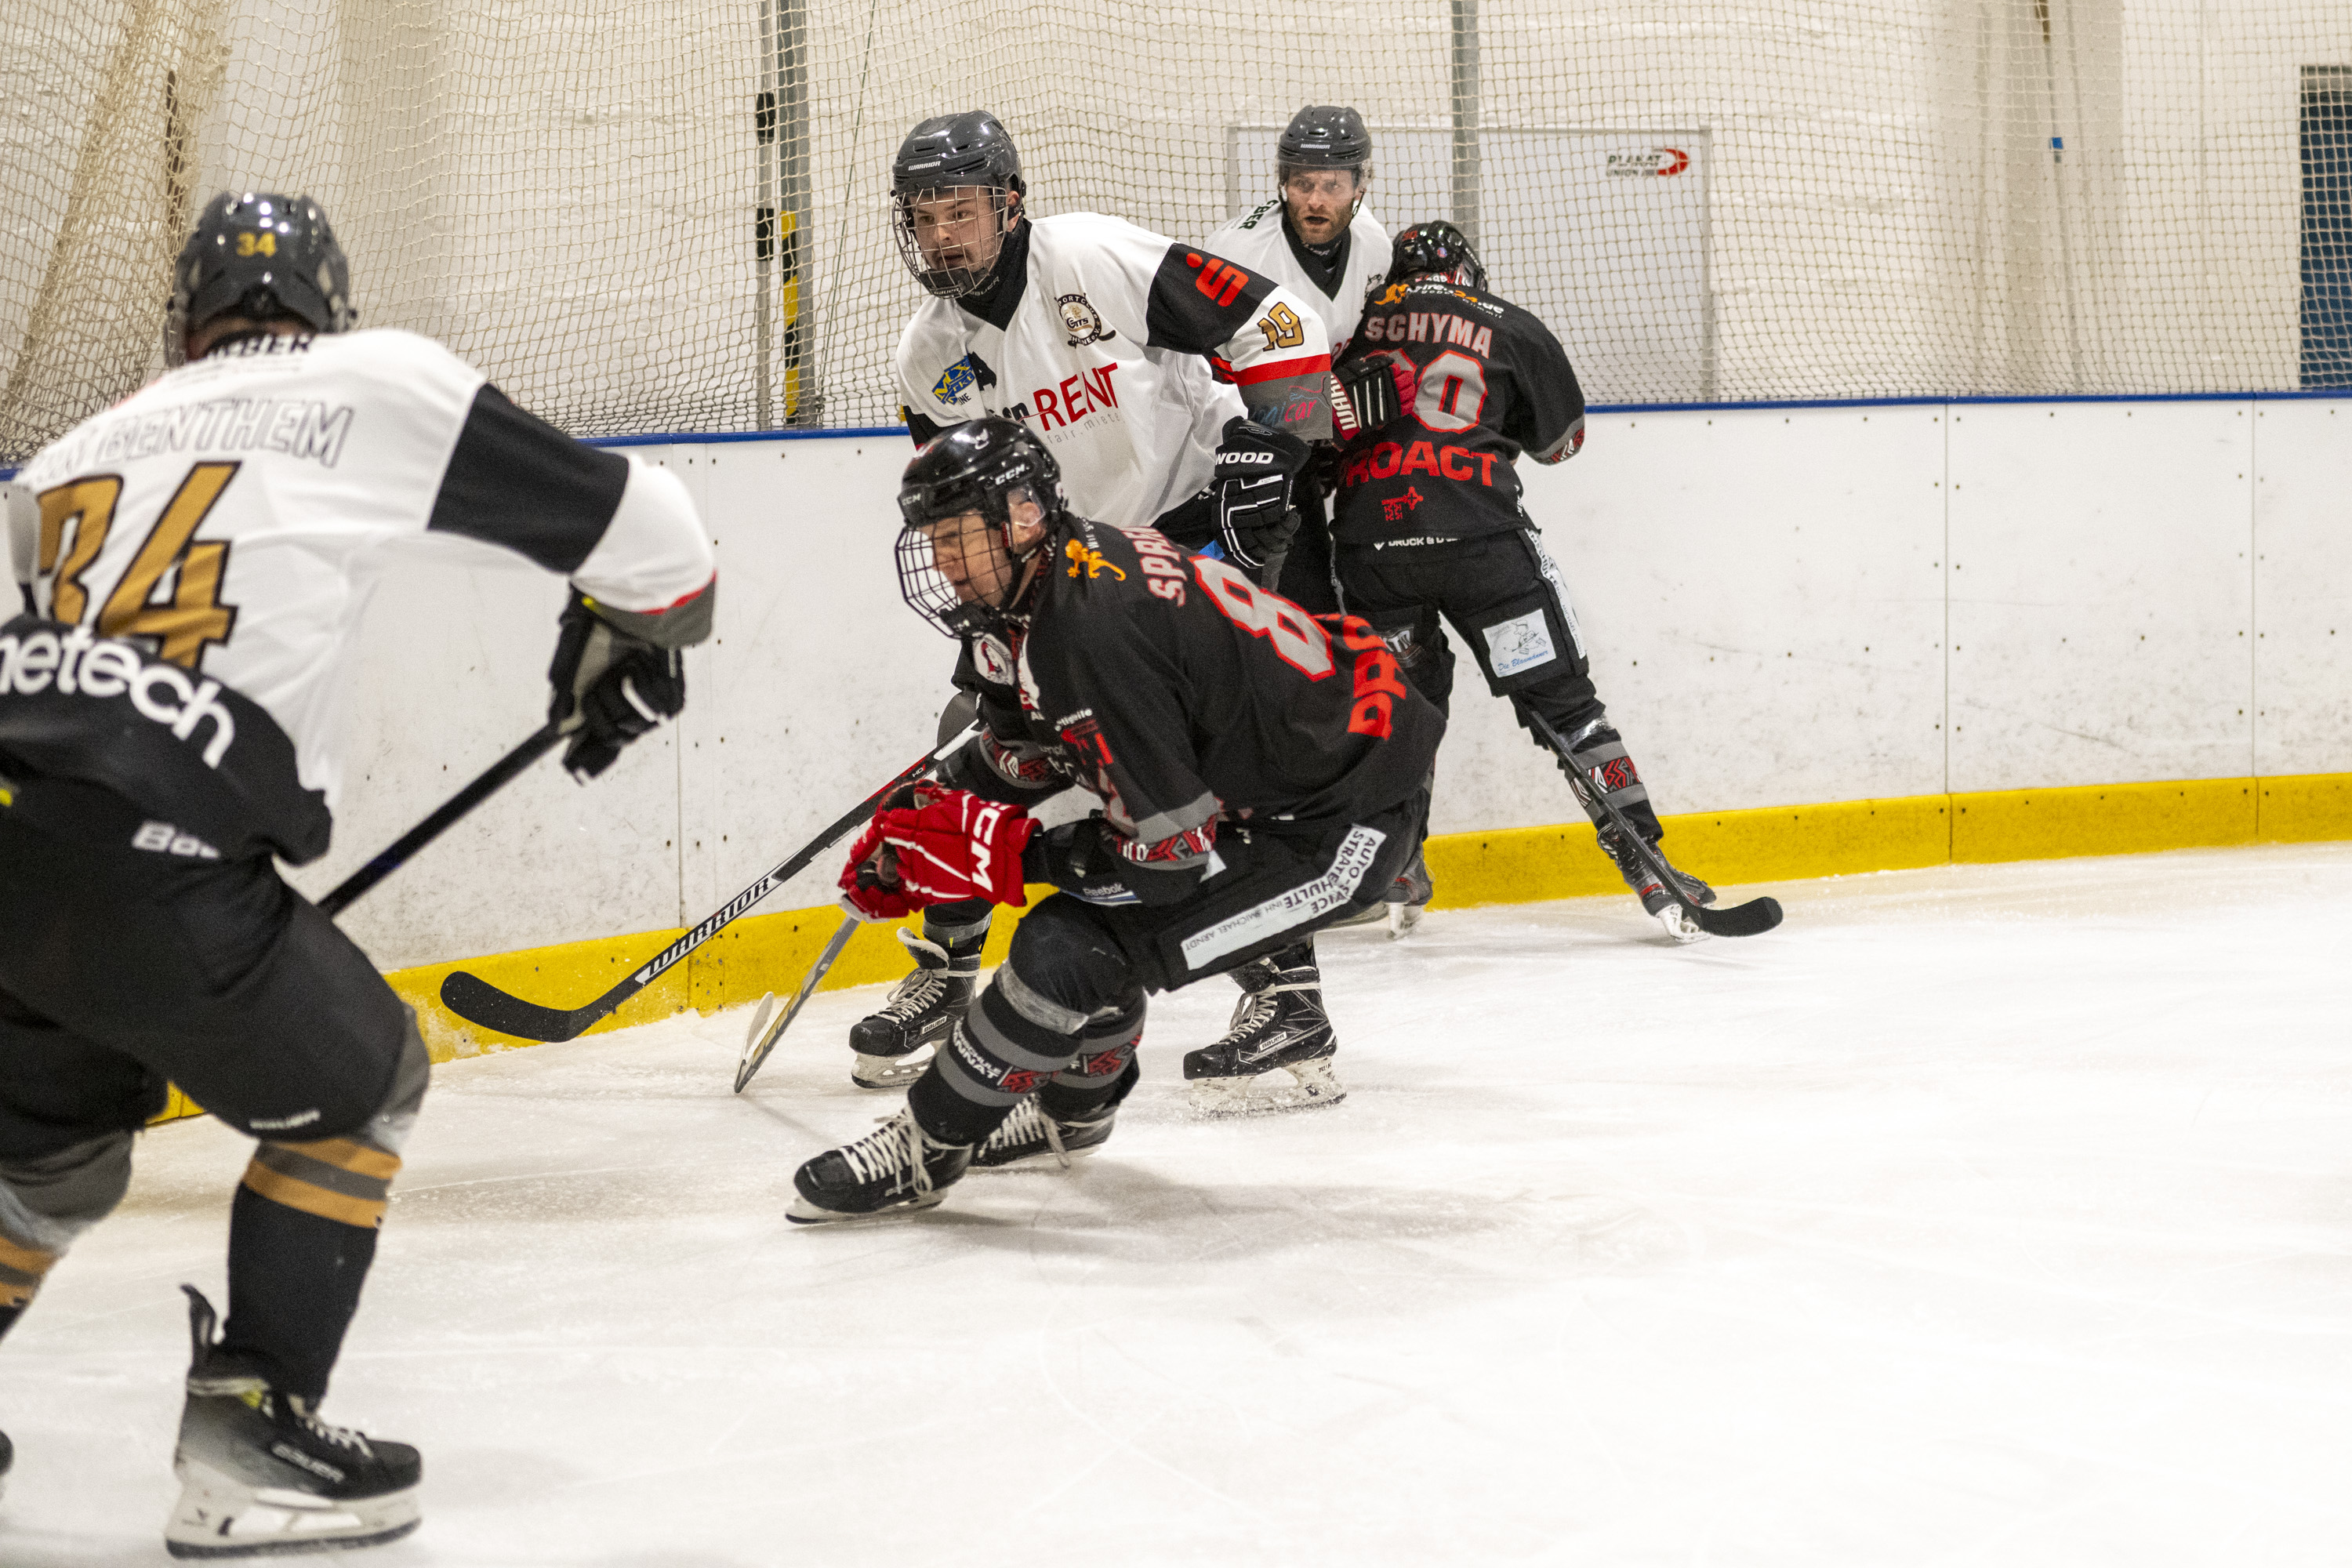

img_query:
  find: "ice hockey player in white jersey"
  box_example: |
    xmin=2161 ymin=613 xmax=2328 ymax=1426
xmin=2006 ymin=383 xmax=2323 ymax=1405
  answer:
xmin=854 ymin=110 xmax=1350 ymax=1105
xmin=1209 ymin=107 xmax=1436 ymax=934
xmin=892 ymin=110 xmax=1334 ymax=545
xmin=1207 ymin=106 xmax=1392 ymax=385
xmin=0 ymin=193 xmax=714 ymax=1555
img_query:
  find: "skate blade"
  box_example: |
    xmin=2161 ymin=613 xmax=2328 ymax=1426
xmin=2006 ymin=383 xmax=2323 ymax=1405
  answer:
xmin=1654 ymin=903 xmax=1710 ymax=944
xmin=1385 ymin=902 xmax=1425 ymax=940
xmin=1185 ymin=1058 xmax=1347 ymax=1116
xmin=165 ymin=1464 xmax=419 ymax=1559
xmin=1327 ymin=901 xmax=1388 ymax=931
xmin=786 ymin=1188 xmax=949 ymax=1225
xmin=850 ymin=1046 xmax=935 ymax=1090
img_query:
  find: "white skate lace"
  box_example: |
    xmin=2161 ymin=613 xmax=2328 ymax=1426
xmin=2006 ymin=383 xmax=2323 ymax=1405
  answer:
xmin=1228 ymin=982 xmax=1322 ymax=1062
xmin=988 ymin=1098 xmax=1070 ymax=1168
xmin=287 ymin=1396 xmax=376 ymax=1459
xmin=839 ymin=1112 xmax=936 ymax=1195
xmin=877 ymin=931 xmax=951 ymax=1020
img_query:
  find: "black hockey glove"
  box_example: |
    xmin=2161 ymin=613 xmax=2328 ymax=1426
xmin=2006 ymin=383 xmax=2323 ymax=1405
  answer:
xmin=1212 ymin=416 xmax=1308 ymax=579
xmin=546 ymin=590 xmax=687 ymax=782
xmin=1327 ymin=353 xmax=1405 ymax=439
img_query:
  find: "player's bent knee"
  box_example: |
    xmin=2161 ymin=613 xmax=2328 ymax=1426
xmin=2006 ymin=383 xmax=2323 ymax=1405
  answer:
xmin=1003 ymin=897 xmax=1137 ymax=1018
xmin=239 ymin=1016 xmax=426 ymax=1232
xmin=0 ymin=1128 xmax=136 ymax=1306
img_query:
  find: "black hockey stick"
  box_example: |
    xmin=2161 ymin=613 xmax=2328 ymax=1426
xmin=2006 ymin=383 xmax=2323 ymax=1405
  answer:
xmin=438 ymin=724 xmax=980 ymax=1042
xmin=1520 ymin=706 xmax=1784 ymax=939
xmin=318 ymin=722 xmax=565 ymax=919
xmin=733 ymin=912 xmax=861 ymax=1093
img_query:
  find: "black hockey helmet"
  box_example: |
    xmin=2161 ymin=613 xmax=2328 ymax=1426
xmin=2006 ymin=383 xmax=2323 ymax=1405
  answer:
xmin=895 ymin=417 xmax=1065 ymax=637
xmin=892 ymin=111 xmax=1025 ymax=299
xmin=1385 ymin=220 xmax=1487 ymax=291
xmin=1276 ymin=105 xmax=1373 ymax=176
xmin=168 ymin=192 xmax=354 ymax=363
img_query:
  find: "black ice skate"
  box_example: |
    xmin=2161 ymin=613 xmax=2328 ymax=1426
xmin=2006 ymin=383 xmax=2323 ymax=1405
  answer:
xmin=1597 ymin=825 xmax=1717 ymax=942
xmin=1 ymin=1425 xmax=12 ymax=1503
xmin=165 ymin=1286 xmax=420 ymax=1559
xmin=848 ymin=927 xmax=980 ymax=1089
xmin=1181 ymin=949 xmax=1345 ymax=1114
xmin=971 ymin=1095 xmax=1119 ymax=1171
xmin=788 ymin=1109 xmax=973 ymax=1224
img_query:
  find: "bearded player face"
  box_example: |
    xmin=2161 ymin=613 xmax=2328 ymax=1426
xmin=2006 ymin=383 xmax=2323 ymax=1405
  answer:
xmin=1282 ymin=167 xmax=1362 ymax=246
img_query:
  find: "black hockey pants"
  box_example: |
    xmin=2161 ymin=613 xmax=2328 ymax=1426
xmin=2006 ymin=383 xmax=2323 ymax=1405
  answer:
xmin=1333 ymin=528 xmax=1665 ymax=844
xmin=0 ymin=772 xmax=426 ymax=1399
xmin=907 ymin=794 xmax=1425 ymax=1146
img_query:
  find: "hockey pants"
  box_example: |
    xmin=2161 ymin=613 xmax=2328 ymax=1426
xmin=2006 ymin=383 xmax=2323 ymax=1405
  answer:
xmin=1333 ymin=528 xmax=1665 ymax=844
xmin=0 ymin=774 xmax=426 ymax=1399
xmin=906 ymin=794 xmax=1425 ymax=1147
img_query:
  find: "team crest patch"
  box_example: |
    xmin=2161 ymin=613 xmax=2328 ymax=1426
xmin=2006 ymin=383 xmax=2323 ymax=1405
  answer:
xmin=1058 ymin=293 xmax=1116 ymax=347
xmin=932 ymin=356 xmax=982 ymax=405
xmin=1064 ymin=539 xmax=1127 ymax=580
xmin=972 ymin=633 xmax=1014 ymax=685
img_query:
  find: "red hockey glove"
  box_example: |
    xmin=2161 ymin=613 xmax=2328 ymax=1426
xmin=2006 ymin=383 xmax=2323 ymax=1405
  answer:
xmin=875 ymin=787 xmax=1037 ymax=907
xmin=837 ymin=818 xmax=923 ymax=921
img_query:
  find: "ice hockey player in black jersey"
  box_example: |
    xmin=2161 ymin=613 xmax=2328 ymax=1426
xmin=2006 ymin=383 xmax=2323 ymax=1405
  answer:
xmin=852 ymin=109 xmax=1341 ymax=1092
xmin=1327 ymin=221 xmax=1717 ymax=938
xmin=0 ymin=193 xmax=715 ymax=1555
xmin=787 ymin=419 xmax=1442 ymax=1218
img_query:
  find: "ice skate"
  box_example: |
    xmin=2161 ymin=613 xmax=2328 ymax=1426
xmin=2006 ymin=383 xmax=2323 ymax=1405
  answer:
xmin=1182 ymin=949 xmax=1345 ymax=1113
xmin=165 ymin=1287 xmax=420 ymax=1559
xmin=849 ymin=927 xmax=979 ymax=1089
xmin=971 ymin=1095 xmax=1118 ymax=1171
xmin=1383 ymin=848 xmax=1434 ymax=938
xmin=1597 ymin=825 xmax=1716 ymax=942
xmin=1 ymin=1426 xmax=12 ymax=1503
xmin=788 ymin=1109 xmax=972 ymax=1224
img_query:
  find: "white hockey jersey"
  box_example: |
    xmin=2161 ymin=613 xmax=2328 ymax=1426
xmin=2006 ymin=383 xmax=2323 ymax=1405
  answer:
xmin=4 ymin=328 xmax=713 ymax=846
xmin=894 ymin=212 xmax=1334 ymax=530
xmin=1205 ymin=198 xmax=1392 ymax=356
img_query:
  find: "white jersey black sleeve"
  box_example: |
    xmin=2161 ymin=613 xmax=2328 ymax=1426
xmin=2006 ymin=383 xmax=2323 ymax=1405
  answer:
xmin=2 ymin=327 xmax=714 ymax=856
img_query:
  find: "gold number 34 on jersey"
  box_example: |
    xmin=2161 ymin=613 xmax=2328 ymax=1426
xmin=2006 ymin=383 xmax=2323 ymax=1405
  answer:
xmin=36 ymin=461 xmax=241 ymax=670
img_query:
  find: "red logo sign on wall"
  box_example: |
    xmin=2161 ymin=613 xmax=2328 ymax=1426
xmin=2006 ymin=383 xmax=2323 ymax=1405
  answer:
xmin=1606 ymin=148 xmax=1690 ymax=178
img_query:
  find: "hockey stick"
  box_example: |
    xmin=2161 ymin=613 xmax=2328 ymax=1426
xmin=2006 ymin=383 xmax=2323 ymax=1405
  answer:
xmin=1520 ymin=707 xmax=1784 ymax=939
xmin=732 ymin=912 xmax=860 ymax=1093
xmin=318 ymin=722 xmax=565 ymax=919
xmin=438 ymin=724 xmax=980 ymax=1041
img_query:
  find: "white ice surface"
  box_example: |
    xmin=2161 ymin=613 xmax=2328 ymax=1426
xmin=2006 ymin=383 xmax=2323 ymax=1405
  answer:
xmin=5 ymin=845 xmax=2350 ymax=1566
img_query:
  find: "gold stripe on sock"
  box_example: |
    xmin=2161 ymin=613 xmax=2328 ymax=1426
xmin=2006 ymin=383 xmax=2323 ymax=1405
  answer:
xmin=0 ymin=1235 xmax=58 ymax=1307
xmin=275 ymin=1137 xmax=402 ymax=1181
xmin=241 ymin=1158 xmax=389 ymax=1229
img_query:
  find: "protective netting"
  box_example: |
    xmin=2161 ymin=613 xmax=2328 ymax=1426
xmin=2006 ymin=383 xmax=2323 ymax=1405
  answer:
xmin=5 ymin=1 xmax=2350 ymax=463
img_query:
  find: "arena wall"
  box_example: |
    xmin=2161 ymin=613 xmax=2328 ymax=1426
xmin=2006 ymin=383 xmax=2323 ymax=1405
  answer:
xmin=245 ymin=397 xmax=2351 ymax=1035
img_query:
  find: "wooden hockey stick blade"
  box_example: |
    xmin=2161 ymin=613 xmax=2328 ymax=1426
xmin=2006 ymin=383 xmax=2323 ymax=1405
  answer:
xmin=1683 ymin=894 xmax=1784 ymax=938
xmin=734 ymin=915 xmax=860 ymax=1093
xmin=742 ymin=993 xmax=777 ymax=1053
xmin=438 ymin=968 xmax=606 ymax=1043
xmin=1521 ymin=706 xmax=1784 ymax=942
xmin=437 ymin=724 xmax=980 ymax=1043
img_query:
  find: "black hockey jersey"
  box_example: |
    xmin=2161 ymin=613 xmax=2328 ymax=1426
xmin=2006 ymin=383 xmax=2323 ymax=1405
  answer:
xmin=962 ymin=517 xmax=1443 ymax=905
xmin=1328 ymin=278 xmax=1587 ymax=548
